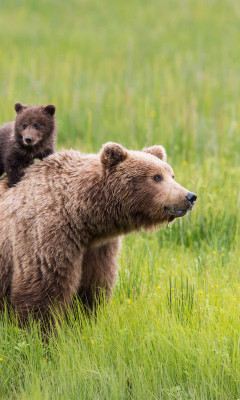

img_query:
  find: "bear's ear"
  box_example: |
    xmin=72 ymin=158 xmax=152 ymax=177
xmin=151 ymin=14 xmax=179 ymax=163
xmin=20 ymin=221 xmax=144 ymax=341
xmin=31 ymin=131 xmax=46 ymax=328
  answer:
xmin=44 ymin=104 xmax=56 ymax=116
xmin=14 ymin=103 xmax=27 ymax=113
xmin=101 ymin=142 xmax=128 ymax=169
xmin=142 ymin=145 xmax=167 ymax=162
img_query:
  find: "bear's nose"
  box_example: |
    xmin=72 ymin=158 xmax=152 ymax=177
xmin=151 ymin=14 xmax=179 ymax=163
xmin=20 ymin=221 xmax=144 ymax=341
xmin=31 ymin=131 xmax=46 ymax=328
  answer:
xmin=185 ymin=192 xmax=197 ymax=205
xmin=25 ymin=137 xmax=32 ymax=144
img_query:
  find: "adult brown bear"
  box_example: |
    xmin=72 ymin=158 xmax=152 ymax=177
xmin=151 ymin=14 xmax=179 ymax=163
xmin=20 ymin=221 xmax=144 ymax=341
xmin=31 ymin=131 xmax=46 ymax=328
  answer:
xmin=0 ymin=143 xmax=197 ymax=322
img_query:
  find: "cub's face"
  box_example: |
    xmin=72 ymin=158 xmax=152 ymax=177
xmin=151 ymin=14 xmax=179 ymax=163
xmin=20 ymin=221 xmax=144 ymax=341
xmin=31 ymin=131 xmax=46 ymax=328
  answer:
xmin=14 ymin=103 xmax=56 ymax=147
xmin=101 ymin=143 xmax=197 ymax=229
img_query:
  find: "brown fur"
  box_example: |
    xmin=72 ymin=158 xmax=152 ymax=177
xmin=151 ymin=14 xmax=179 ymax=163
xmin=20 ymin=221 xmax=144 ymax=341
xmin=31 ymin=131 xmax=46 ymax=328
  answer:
xmin=0 ymin=177 xmax=9 ymax=196
xmin=0 ymin=143 xmax=197 ymax=322
xmin=0 ymin=103 xmax=56 ymax=187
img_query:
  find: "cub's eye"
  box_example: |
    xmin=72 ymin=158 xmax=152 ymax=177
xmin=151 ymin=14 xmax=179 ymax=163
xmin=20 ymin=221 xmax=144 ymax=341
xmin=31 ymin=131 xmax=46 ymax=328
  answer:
xmin=34 ymin=123 xmax=40 ymax=130
xmin=22 ymin=124 xmax=27 ymax=129
xmin=172 ymin=175 xmax=175 ymax=180
xmin=153 ymin=174 xmax=163 ymax=182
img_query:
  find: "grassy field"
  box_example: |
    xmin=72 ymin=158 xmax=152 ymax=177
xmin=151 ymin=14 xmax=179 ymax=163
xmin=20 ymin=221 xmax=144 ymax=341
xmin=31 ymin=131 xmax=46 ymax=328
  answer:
xmin=0 ymin=0 xmax=240 ymax=398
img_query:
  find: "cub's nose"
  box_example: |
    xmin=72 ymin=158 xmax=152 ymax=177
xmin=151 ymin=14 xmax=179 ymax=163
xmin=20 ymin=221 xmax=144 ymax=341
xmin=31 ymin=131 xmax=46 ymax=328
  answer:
xmin=185 ymin=192 xmax=197 ymax=205
xmin=25 ymin=137 xmax=32 ymax=144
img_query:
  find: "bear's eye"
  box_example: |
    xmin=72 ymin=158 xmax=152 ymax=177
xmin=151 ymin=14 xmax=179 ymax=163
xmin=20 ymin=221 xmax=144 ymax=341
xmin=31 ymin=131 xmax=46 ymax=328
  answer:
xmin=22 ymin=124 xmax=27 ymax=129
xmin=153 ymin=174 xmax=163 ymax=182
xmin=34 ymin=123 xmax=40 ymax=130
xmin=172 ymin=175 xmax=175 ymax=180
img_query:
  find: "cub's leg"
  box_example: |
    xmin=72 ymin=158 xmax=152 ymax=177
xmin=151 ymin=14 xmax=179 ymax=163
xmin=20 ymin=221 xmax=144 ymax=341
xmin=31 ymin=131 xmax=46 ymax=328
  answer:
xmin=5 ymin=158 xmax=24 ymax=187
xmin=78 ymin=238 xmax=121 ymax=311
xmin=37 ymin=148 xmax=55 ymax=161
xmin=0 ymin=163 xmax=4 ymax=178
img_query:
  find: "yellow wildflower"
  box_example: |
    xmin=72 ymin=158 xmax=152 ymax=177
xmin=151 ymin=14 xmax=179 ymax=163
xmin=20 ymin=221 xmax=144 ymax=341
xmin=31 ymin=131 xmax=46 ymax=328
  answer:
xmin=182 ymin=161 xmax=188 ymax=166
xmin=199 ymin=291 xmax=203 ymax=295
xmin=0 ymin=358 xmax=3 ymax=361
xmin=213 ymin=251 xmax=216 ymax=254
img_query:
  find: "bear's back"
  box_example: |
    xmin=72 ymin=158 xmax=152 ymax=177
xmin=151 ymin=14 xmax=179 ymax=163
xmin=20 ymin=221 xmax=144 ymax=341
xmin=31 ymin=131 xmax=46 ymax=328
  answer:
xmin=0 ymin=150 xmax=101 ymax=255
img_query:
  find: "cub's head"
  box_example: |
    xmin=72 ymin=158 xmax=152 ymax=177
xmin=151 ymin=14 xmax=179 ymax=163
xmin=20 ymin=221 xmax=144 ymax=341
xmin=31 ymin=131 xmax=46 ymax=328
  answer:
xmin=14 ymin=103 xmax=56 ymax=147
xmin=100 ymin=142 xmax=197 ymax=229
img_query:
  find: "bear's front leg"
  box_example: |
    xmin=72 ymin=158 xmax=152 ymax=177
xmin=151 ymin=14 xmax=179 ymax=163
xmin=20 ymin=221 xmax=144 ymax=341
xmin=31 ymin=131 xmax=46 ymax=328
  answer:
xmin=0 ymin=254 xmax=13 ymax=313
xmin=77 ymin=238 xmax=121 ymax=312
xmin=10 ymin=279 xmax=72 ymax=325
xmin=10 ymin=254 xmax=83 ymax=325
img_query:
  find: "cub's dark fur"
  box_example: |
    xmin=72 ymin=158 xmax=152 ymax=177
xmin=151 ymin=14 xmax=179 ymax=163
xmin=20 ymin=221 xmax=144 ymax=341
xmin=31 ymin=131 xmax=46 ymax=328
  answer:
xmin=0 ymin=103 xmax=56 ymax=187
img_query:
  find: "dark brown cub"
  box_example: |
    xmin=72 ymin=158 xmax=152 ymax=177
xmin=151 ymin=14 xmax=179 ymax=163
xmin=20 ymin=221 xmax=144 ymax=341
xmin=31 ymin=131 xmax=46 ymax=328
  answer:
xmin=0 ymin=103 xmax=57 ymax=187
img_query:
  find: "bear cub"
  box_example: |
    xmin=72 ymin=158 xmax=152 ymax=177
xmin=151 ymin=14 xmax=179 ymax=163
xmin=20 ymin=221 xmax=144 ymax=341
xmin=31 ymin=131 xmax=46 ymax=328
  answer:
xmin=0 ymin=102 xmax=56 ymax=187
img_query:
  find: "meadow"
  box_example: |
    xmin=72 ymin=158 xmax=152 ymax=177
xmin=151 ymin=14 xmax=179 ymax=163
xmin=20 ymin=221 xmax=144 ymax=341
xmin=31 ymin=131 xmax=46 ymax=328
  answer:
xmin=0 ymin=0 xmax=240 ymax=398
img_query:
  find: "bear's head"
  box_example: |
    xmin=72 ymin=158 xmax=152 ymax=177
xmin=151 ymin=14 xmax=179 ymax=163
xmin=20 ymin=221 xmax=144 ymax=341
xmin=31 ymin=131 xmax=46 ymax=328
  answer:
xmin=100 ymin=142 xmax=197 ymax=230
xmin=14 ymin=103 xmax=56 ymax=148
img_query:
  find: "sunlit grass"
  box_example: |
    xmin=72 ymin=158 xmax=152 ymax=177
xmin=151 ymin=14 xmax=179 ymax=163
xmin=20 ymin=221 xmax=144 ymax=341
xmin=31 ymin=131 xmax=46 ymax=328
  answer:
xmin=0 ymin=0 xmax=240 ymax=398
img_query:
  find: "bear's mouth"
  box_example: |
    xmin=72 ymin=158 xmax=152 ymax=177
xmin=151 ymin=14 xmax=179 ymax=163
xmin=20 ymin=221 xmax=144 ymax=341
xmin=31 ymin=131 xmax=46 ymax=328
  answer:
xmin=165 ymin=207 xmax=188 ymax=217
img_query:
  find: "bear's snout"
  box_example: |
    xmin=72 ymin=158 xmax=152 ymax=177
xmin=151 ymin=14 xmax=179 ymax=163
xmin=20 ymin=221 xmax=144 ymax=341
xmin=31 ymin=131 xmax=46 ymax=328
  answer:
xmin=164 ymin=190 xmax=197 ymax=219
xmin=185 ymin=192 xmax=197 ymax=208
xmin=25 ymin=137 xmax=33 ymax=145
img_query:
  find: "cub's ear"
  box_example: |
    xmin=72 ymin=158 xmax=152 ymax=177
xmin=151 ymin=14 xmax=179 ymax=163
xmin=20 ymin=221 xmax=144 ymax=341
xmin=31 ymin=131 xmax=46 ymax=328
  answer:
xmin=14 ymin=103 xmax=27 ymax=113
xmin=142 ymin=145 xmax=167 ymax=162
xmin=101 ymin=142 xmax=128 ymax=169
xmin=44 ymin=104 xmax=56 ymax=116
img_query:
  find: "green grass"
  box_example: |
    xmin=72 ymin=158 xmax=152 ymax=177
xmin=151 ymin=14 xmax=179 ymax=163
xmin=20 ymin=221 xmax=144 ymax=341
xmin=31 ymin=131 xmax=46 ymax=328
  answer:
xmin=0 ymin=0 xmax=240 ymax=398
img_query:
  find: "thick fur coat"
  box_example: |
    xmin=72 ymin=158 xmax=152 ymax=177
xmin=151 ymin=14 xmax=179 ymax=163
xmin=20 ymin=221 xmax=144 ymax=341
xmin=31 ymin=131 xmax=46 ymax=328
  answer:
xmin=0 ymin=103 xmax=56 ymax=187
xmin=0 ymin=143 xmax=196 ymax=322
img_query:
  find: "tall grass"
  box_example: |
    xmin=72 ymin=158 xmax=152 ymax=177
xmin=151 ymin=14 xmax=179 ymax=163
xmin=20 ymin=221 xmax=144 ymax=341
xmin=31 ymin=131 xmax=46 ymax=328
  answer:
xmin=0 ymin=0 xmax=239 ymax=398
